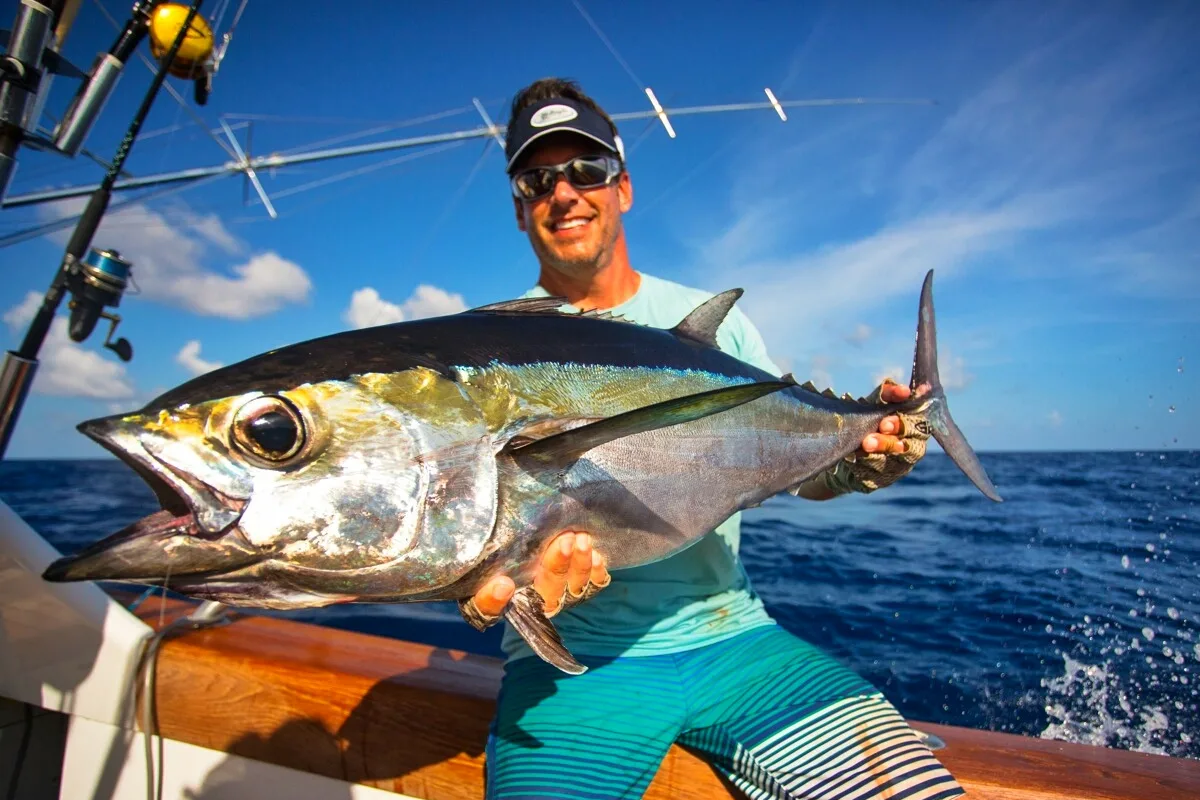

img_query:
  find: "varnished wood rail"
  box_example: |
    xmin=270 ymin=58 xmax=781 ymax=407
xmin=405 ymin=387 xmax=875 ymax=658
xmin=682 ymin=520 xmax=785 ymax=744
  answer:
xmin=114 ymin=592 xmax=1200 ymax=799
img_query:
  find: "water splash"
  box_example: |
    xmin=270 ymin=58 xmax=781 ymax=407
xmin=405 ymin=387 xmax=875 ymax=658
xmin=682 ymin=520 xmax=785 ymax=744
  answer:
xmin=1039 ymin=654 xmax=1176 ymax=756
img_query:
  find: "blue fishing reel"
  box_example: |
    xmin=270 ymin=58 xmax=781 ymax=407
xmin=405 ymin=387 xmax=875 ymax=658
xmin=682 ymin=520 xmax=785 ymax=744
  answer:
xmin=66 ymin=247 xmax=134 ymax=362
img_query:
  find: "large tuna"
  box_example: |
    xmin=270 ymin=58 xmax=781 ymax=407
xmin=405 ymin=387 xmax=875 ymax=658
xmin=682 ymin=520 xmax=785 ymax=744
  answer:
xmin=43 ymin=269 xmax=1000 ymax=673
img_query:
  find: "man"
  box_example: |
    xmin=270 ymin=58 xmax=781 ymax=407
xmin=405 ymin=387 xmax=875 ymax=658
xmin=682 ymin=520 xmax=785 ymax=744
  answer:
xmin=463 ymin=77 xmax=962 ymax=800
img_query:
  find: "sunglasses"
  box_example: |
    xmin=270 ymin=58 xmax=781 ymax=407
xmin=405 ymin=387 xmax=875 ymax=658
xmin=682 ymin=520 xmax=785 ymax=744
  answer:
xmin=510 ymin=155 xmax=622 ymax=201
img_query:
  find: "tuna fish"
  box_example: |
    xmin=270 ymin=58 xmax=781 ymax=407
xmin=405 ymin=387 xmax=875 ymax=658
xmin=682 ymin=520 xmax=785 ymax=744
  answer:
xmin=43 ymin=269 xmax=999 ymax=673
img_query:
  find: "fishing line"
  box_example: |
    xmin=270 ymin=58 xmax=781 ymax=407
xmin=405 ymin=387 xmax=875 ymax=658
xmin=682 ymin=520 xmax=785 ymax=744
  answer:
xmin=206 ymin=0 xmax=232 ymax=33
xmin=132 ymin=597 xmax=230 ymax=800
xmin=631 ymin=138 xmax=739 ymax=219
xmin=91 ymin=0 xmax=239 ymax=161
xmin=0 ymin=172 xmax=229 ymax=249
xmin=232 ymin=141 xmax=465 ymax=221
xmin=570 ymin=0 xmax=646 ymax=92
xmin=221 ymin=105 xmax=477 ymax=128
xmin=403 ymin=139 xmax=495 ymax=274
xmin=138 ymin=118 xmax=246 ymax=144
xmin=2 ymin=705 xmax=33 ymax=800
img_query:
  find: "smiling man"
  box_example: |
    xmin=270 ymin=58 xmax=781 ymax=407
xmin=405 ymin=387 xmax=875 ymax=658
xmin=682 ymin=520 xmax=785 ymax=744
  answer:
xmin=463 ymin=77 xmax=961 ymax=800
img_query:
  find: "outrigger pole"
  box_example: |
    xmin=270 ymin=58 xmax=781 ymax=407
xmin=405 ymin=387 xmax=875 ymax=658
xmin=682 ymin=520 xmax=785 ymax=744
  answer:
xmin=0 ymin=0 xmax=217 ymax=458
xmin=1 ymin=95 xmax=936 ymax=212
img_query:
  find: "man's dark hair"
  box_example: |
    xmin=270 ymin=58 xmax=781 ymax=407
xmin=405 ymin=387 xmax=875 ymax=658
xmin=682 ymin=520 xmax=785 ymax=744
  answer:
xmin=507 ymin=77 xmax=619 ymax=140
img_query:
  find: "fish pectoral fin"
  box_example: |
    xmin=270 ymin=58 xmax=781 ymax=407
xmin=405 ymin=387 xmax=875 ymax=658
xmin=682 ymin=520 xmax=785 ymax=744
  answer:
xmin=468 ymin=297 xmax=635 ymax=324
xmin=505 ymin=586 xmax=587 ymax=675
xmin=671 ymin=289 xmax=744 ymax=347
xmin=469 ymin=297 xmax=572 ymax=313
xmin=504 ymin=378 xmax=796 ymax=468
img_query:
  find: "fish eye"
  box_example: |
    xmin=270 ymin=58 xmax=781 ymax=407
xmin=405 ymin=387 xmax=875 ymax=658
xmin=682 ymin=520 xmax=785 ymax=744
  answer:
xmin=232 ymin=395 xmax=305 ymax=465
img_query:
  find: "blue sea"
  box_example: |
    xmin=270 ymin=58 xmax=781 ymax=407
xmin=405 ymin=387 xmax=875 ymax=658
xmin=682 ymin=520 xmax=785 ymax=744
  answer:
xmin=2 ymin=451 xmax=1197 ymax=759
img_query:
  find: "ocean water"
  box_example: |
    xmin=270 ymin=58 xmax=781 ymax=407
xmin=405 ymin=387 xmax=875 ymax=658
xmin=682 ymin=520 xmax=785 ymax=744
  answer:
xmin=2 ymin=451 xmax=1197 ymax=759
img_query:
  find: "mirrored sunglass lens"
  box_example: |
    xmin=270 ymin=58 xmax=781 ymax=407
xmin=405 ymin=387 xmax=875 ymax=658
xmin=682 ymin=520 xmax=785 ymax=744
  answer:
xmin=567 ymin=158 xmax=609 ymax=186
xmin=517 ymin=169 xmax=555 ymax=198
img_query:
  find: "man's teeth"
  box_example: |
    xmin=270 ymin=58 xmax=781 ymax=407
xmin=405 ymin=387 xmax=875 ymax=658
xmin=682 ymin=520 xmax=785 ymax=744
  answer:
xmin=554 ymin=218 xmax=589 ymax=231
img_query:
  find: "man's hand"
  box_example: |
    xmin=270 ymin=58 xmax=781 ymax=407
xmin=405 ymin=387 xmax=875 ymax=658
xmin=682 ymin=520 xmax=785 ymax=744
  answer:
xmin=466 ymin=532 xmax=610 ymax=626
xmin=794 ymin=378 xmax=930 ymax=500
xmin=863 ymin=379 xmax=913 ymax=457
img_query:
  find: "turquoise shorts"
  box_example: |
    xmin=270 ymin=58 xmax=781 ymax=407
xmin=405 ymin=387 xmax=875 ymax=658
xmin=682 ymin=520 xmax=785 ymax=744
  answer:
xmin=485 ymin=624 xmax=964 ymax=800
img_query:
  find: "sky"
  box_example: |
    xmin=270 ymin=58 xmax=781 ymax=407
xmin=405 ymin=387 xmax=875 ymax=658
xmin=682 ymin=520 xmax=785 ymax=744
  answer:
xmin=0 ymin=0 xmax=1195 ymax=458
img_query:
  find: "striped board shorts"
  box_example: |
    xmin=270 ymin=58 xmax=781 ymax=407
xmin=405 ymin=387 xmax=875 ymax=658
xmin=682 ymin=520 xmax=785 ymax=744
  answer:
xmin=485 ymin=624 xmax=964 ymax=800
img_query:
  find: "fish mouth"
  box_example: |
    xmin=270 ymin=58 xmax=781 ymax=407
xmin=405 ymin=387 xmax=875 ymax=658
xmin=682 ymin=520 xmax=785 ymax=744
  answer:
xmin=42 ymin=414 xmax=261 ymax=585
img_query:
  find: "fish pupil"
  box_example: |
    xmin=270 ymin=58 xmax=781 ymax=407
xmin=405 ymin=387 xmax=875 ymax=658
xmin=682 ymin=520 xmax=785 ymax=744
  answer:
xmin=248 ymin=411 xmax=297 ymax=455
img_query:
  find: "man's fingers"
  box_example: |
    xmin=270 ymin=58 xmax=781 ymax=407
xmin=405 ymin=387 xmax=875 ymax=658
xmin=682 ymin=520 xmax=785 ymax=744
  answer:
xmin=863 ymin=433 xmax=907 ymax=455
xmin=567 ymin=533 xmax=593 ymax=597
xmin=472 ymin=576 xmax=515 ymax=618
xmin=590 ymin=549 xmax=611 ymax=589
xmin=880 ymin=382 xmax=910 ymax=404
xmin=879 ymin=415 xmax=900 ymax=435
xmin=534 ymin=532 xmax=575 ymax=614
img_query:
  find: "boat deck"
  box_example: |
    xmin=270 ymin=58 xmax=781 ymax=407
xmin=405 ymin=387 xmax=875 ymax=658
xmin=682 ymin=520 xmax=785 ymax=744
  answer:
xmin=124 ymin=592 xmax=1200 ymax=799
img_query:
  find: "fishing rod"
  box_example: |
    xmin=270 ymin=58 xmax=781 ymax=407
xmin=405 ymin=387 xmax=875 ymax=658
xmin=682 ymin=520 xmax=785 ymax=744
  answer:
xmin=0 ymin=0 xmax=217 ymax=458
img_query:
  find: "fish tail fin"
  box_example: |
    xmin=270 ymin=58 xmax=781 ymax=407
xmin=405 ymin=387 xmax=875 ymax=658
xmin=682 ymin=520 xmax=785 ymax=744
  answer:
xmin=910 ymin=270 xmax=1003 ymax=502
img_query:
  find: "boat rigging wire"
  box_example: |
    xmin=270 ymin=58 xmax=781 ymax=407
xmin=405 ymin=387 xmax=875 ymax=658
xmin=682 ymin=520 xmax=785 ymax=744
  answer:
xmin=251 ymin=139 xmax=464 ymax=204
xmin=0 ymin=171 xmax=228 ymax=248
xmin=91 ymin=0 xmax=239 ymax=161
xmin=132 ymin=598 xmax=231 ymax=800
xmin=1 ymin=97 xmax=933 ymax=213
xmin=402 ymin=138 xmax=496 ymax=275
xmin=263 ymin=105 xmax=479 ymax=158
xmin=571 ymin=0 xmax=646 ymax=93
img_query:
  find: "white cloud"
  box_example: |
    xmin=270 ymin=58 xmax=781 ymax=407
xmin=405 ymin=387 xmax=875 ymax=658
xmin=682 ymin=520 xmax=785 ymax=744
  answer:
xmin=938 ymin=350 xmax=974 ymax=392
xmin=1048 ymin=410 xmax=1063 ymax=427
xmin=403 ymin=284 xmax=468 ymax=319
xmin=36 ymin=200 xmax=311 ymax=319
xmin=870 ymin=349 xmax=971 ymax=393
xmin=2 ymin=292 xmax=40 ymax=330
xmin=175 ymin=253 xmax=311 ymax=319
xmin=343 ymin=284 xmax=467 ymax=329
xmin=873 ymin=365 xmax=906 ymax=389
xmin=108 ymin=385 xmax=168 ymax=415
xmin=176 ymin=340 xmax=223 ymax=376
xmin=4 ymin=291 xmax=134 ymax=400
xmin=713 ymin=205 xmax=1053 ymax=352
xmin=845 ymin=323 xmax=872 ymax=347
xmin=693 ymin=5 xmax=1199 ymax=353
xmin=344 ymin=288 xmax=404 ymax=329
xmin=810 ymin=355 xmax=833 ymax=393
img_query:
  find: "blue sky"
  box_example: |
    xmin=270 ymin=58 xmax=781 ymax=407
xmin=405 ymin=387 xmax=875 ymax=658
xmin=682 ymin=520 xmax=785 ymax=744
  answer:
xmin=1 ymin=0 xmax=1195 ymax=458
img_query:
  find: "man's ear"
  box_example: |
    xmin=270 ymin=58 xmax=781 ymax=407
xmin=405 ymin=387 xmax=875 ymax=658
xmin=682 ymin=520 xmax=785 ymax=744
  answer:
xmin=617 ymin=171 xmax=633 ymax=214
xmin=514 ymin=196 xmax=527 ymax=232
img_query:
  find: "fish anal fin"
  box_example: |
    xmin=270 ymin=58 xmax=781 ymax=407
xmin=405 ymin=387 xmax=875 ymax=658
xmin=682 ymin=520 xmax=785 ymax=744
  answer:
xmin=505 ymin=586 xmax=587 ymax=675
xmin=505 ymin=379 xmax=794 ymax=468
xmin=671 ymin=289 xmax=744 ymax=347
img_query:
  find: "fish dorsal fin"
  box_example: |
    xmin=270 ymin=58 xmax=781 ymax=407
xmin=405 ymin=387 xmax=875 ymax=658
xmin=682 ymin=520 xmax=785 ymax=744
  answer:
xmin=504 ymin=377 xmax=795 ymax=468
xmin=470 ymin=297 xmax=636 ymax=324
xmin=670 ymin=289 xmax=743 ymax=347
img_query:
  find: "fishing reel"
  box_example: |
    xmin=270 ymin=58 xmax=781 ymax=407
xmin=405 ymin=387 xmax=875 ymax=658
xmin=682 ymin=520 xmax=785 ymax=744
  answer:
xmin=65 ymin=247 xmax=134 ymax=362
xmin=53 ymin=1 xmax=215 ymax=156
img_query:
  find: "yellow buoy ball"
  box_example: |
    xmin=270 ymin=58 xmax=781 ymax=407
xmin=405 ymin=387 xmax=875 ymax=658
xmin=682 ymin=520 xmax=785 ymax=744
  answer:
xmin=148 ymin=4 xmax=214 ymax=79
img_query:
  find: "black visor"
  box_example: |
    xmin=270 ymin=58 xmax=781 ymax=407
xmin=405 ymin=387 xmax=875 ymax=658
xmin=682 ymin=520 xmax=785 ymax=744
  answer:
xmin=505 ymin=97 xmax=624 ymax=174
